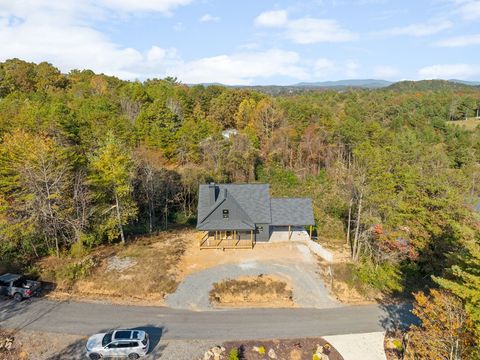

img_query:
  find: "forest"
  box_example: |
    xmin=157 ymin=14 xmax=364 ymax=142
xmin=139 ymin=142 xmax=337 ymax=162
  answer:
xmin=0 ymin=58 xmax=479 ymax=356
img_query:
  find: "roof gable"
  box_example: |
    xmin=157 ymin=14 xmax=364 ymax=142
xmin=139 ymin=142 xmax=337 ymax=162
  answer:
xmin=197 ymin=184 xmax=271 ymax=225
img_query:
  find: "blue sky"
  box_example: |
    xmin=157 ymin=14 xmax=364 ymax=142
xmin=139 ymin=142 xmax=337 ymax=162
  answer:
xmin=0 ymin=0 xmax=479 ymax=84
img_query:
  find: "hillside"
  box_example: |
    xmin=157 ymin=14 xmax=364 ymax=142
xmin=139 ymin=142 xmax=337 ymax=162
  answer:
xmin=387 ymin=79 xmax=477 ymax=92
xmin=0 ymin=58 xmax=479 ymax=309
xmin=294 ymin=79 xmax=392 ymax=89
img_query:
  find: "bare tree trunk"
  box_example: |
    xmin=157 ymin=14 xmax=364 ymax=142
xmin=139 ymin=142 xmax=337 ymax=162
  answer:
xmin=148 ymin=200 xmax=154 ymax=233
xmin=114 ymin=191 xmax=125 ymax=244
xmin=352 ymin=191 xmax=363 ymax=262
xmin=347 ymin=197 xmax=353 ymax=246
xmin=164 ymin=203 xmax=168 ymax=230
xmin=44 ymin=177 xmax=60 ymax=257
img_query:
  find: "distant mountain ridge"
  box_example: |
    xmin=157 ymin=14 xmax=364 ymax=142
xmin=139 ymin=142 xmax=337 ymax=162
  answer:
xmin=190 ymin=79 xmax=480 ymax=93
xmin=386 ymin=79 xmax=479 ymax=91
xmin=448 ymin=79 xmax=480 ymax=86
xmin=293 ymin=79 xmax=392 ymax=89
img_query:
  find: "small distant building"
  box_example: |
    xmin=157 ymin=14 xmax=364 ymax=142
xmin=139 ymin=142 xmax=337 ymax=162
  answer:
xmin=196 ymin=183 xmax=315 ymax=249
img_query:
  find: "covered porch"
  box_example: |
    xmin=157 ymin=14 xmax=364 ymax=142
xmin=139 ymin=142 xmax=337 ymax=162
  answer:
xmin=199 ymin=230 xmax=255 ymax=249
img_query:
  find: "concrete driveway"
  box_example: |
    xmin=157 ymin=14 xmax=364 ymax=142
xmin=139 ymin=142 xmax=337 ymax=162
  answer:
xmin=166 ymin=259 xmax=339 ymax=310
xmin=167 ymin=242 xmax=338 ymax=310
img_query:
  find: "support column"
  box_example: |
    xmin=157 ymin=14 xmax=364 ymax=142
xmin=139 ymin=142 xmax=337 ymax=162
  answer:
xmin=250 ymin=230 xmax=253 ymax=248
xmin=288 ymin=225 xmax=291 ymax=240
xmin=309 ymin=225 xmax=313 ymax=240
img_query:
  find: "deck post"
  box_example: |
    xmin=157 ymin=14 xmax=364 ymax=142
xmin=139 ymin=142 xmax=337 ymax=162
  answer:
xmin=309 ymin=225 xmax=313 ymax=240
xmin=288 ymin=225 xmax=291 ymax=240
xmin=250 ymin=230 xmax=253 ymax=248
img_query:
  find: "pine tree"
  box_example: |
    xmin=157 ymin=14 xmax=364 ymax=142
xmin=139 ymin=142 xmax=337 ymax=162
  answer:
xmin=434 ymin=241 xmax=480 ymax=340
xmin=88 ymin=133 xmax=137 ymax=243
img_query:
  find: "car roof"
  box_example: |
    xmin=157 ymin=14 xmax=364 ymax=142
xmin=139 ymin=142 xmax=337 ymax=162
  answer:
xmin=112 ymin=330 xmax=146 ymax=341
xmin=0 ymin=273 xmax=22 ymax=282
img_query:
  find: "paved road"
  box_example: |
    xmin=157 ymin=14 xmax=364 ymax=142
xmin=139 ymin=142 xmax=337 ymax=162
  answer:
xmin=0 ymin=298 xmax=415 ymax=341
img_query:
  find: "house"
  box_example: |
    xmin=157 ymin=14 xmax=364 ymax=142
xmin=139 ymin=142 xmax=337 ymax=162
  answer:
xmin=196 ymin=183 xmax=315 ymax=249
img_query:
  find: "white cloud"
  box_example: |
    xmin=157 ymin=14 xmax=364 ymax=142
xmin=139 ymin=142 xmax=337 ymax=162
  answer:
xmin=98 ymin=0 xmax=193 ymax=13
xmin=255 ymin=9 xmax=356 ymax=44
xmin=286 ymin=18 xmax=357 ymax=44
xmin=168 ymin=49 xmax=308 ymax=85
xmin=455 ymin=0 xmax=480 ymax=20
xmin=0 ymin=0 xmax=192 ymax=18
xmin=418 ymin=64 xmax=480 ymax=79
xmin=385 ymin=20 xmax=452 ymax=37
xmin=255 ymin=10 xmax=288 ymax=27
xmin=312 ymin=58 xmax=362 ymax=79
xmin=0 ymin=1 xmax=370 ymax=84
xmin=344 ymin=60 xmax=360 ymax=78
xmin=0 ymin=0 xmax=190 ymax=79
xmin=374 ymin=65 xmax=400 ymax=79
xmin=199 ymin=14 xmax=219 ymax=22
xmin=314 ymin=58 xmax=337 ymax=77
xmin=434 ymin=34 xmax=480 ymax=47
xmin=173 ymin=22 xmax=184 ymax=31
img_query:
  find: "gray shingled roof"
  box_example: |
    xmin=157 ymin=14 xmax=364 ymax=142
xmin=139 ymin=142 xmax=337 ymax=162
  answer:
xmin=270 ymin=198 xmax=315 ymax=226
xmin=197 ymin=184 xmax=271 ymax=224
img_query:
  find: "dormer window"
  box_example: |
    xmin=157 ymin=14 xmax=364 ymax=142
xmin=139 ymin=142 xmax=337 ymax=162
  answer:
xmin=222 ymin=209 xmax=229 ymax=219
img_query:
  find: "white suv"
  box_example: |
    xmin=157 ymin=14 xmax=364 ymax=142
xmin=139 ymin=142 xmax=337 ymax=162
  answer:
xmin=86 ymin=329 xmax=150 ymax=359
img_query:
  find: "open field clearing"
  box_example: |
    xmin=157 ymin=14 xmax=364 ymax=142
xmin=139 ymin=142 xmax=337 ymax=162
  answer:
xmin=37 ymin=230 xmax=189 ymax=305
xmin=33 ymin=228 xmax=369 ymax=309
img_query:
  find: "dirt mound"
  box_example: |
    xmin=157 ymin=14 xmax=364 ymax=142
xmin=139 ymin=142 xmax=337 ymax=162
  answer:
xmin=209 ymin=275 xmax=294 ymax=308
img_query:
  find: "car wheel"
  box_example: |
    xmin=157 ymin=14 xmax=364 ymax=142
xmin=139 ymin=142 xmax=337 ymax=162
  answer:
xmin=128 ymin=353 xmax=140 ymax=360
xmin=89 ymin=353 xmax=102 ymax=360
xmin=13 ymin=293 xmax=22 ymax=302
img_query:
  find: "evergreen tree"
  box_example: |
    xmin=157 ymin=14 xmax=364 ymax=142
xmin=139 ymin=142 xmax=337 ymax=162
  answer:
xmin=88 ymin=133 xmax=137 ymax=243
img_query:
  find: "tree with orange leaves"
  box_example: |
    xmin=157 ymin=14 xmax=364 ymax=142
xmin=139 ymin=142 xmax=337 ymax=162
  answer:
xmin=406 ymin=289 xmax=477 ymax=360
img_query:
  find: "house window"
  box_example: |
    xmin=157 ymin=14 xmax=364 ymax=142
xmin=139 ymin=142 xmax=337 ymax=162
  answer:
xmin=222 ymin=209 xmax=229 ymax=218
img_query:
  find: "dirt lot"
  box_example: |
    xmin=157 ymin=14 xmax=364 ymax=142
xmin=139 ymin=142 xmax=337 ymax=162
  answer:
xmin=209 ymin=275 xmax=294 ymax=308
xmin=33 ymin=228 xmax=368 ymax=308
xmin=38 ymin=230 xmax=189 ymax=306
xmin=0 ymin=329 xmax=85 ymax=360
xmin=178 ymin=236 xmax=316 ymax=278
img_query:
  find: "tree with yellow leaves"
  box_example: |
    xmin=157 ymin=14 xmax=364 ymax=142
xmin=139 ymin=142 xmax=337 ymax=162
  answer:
xmin=406 ymin=289 xmax=477 ymax=360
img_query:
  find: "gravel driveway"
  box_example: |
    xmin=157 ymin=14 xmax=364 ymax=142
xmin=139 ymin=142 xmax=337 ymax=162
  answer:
xmin=166 ymin=245 xmax=339 ymax=310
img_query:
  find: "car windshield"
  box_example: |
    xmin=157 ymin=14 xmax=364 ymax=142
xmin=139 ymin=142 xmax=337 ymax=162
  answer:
xmin=102 ymin=333 xmax=113 ymax=347
xmin=12 ymin=277 xmax=25 ymax=287
xmin=142 ymin=334 xmax=148 ymax=346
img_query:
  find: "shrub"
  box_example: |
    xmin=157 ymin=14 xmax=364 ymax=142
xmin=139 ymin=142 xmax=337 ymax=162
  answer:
xmin=354 ymin=260 xmax=403 ymax=293
xmin=257 ymin=346 xmax=265 ymax=355
xmin=392 ymin=339 xmax=403 ymax=351
xmin=56 ymin=258 xmax=96 ymax=285
xmin=69 ymin=240 xmax=87 ymax=258
xmin=228 ymin=348 xmax=239 ymax=360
